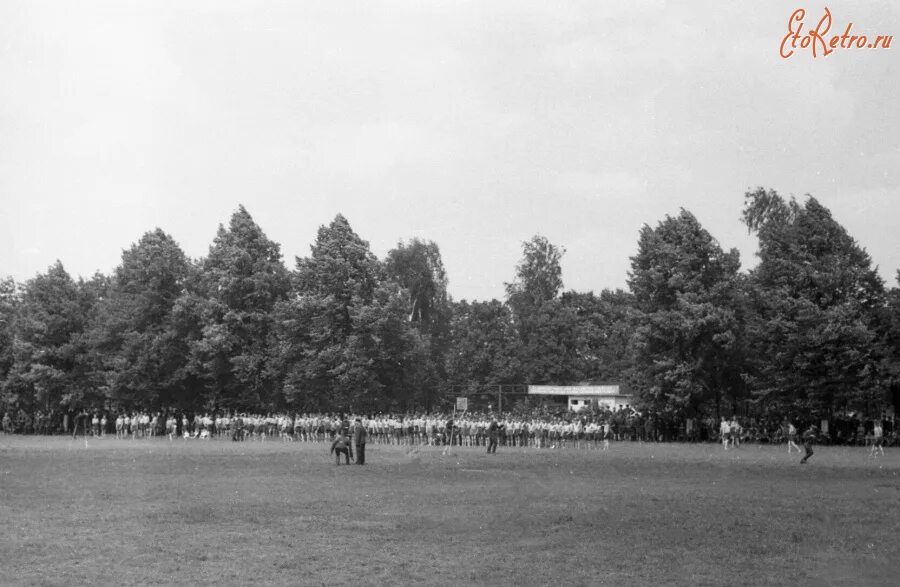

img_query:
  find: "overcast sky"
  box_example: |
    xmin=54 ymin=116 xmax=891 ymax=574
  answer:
xmin=2 ymin=1 xmax=898 ymax=301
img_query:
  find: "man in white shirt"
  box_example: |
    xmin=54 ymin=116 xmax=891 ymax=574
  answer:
xmin=720 ymin=417 xmax=730 ymax=450
xmin=787 ymin=422 xmax=800 ymax=454
xmin=870 ymin=421 xmax=885 ymax=457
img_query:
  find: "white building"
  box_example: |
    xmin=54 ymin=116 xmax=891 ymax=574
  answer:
xmin=527 ymin=384 xmax=632 ymax=412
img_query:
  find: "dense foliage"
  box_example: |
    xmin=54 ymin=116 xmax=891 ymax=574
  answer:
xmin=2 ymin=192 xmax=898 ymax=419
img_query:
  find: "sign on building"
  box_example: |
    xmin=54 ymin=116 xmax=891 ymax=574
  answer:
xmin=528 ymin=385 xmax=621 ymax=396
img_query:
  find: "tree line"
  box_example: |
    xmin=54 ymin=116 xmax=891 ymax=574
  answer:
xmin=2 ymin=189 xmax=899 ymax=419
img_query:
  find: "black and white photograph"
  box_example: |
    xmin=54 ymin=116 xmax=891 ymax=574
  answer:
xmin=1 ymin=1 xmax=899 ymax=584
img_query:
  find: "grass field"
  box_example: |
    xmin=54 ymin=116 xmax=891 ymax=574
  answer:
xmin=1 ymin=436 xmax=899 ymax=586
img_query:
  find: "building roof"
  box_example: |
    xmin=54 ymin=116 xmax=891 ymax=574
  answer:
xmin=527 ymin=385 xmax=628 ymax=397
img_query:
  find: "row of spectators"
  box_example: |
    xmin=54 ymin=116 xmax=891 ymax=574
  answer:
xmin=1 ymin=407 xmax=895 ymax=447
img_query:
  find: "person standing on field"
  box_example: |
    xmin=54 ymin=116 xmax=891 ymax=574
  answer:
xmin=487 ymin=417 xmax=499 ymax=454
xmin=729 ymin=417 xmax=741 ymax=448
xmin=353 ymin=418 xmax=367 ymax=465
xmin=800 ymin=425 xmax=817 ymax=464
xmin=340 ymin=415 xmax=353 ymax=461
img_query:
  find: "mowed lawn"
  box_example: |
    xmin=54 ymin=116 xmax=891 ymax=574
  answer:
xmin=1 ymin=437 xmax=899 ymax=586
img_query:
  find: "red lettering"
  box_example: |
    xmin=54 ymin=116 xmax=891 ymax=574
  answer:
xmin=840 ymin=23 xmax=854 ymax=48
xmin=810 ymin=8 xmax=833 ymax=57
xmin=780 ymin=8 xmax=892 ymax=58
xmin=780 ymin=9 xmax=806 ymax=58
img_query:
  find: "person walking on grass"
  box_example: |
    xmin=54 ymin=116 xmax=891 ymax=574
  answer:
xmin=787 ymin=421 xmax=801 ymax=454
xmin=800 ymin=425 xmax=817 ymax=464
xmin=331 ymin=431 xmax=352 ymax=465
xmin=869 ymin=421 xmax=885 ymax=458
xmin=720 ymin=417 xmax=730 ymax=451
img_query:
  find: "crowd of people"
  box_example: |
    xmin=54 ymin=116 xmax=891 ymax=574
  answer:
xmin=1 ymin=407 xmax=894 ymax=457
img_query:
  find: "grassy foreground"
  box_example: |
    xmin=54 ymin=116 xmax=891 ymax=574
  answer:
xmin=1 ymin=436 xmax=899 ymax=586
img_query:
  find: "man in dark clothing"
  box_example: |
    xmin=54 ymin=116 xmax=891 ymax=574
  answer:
xmin=487 ymin=418 xmax=499 ymax=454
xmin=331 ymin=432 xmax=352 ymax=465
xmin=445 ymin=418 xmax=454 ymax=446
xmin=800 ymin=425 xmax=817 ymax=464
xmin=353 ymin=418 xmax=367 ymax=465
xmin=340 ymin=415 xmax=353 ymax=461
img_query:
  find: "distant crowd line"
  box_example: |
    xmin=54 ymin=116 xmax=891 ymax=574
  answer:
xmin=1 ymin=408 xmax=895 ymax=451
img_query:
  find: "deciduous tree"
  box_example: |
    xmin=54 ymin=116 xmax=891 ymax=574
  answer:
xmin=3 ymin=263 xmax=103 ymax=414
xmin=628 ymin=210 xmax=746 ymax=415
xmin=89 ymin=229 xmax=195 ymax=410
xmin=276 ymin=215 xmax=426 ymax=411
xmin=742 ymin=189 xmax=885 ymax=415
